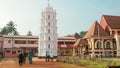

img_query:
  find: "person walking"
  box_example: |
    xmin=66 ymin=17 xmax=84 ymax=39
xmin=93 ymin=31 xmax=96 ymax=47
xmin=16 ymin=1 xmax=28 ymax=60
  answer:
xmin=50 ymin=52 xmax=54 ymax=62
xmin=18 ymin=52 xmax=24 ymax=66
xmin=28 ymin=51 xmax=33 ymax=64
xmin=45 ymin=51 xmax=48 ymax=62
xmin=46 ymin=51 xmax=50 ymax=62
xmin=23 ymin=52 xmax=27 ymax=64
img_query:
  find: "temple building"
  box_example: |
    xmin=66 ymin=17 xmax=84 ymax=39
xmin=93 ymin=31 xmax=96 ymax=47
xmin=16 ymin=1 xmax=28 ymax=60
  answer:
xmin=73 ymin=15 xmax=120 ymax=58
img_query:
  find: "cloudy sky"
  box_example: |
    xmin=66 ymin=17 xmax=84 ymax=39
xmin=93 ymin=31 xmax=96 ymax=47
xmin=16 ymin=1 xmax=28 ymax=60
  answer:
xmin=0 ymin=0 xmax=120 ymax=36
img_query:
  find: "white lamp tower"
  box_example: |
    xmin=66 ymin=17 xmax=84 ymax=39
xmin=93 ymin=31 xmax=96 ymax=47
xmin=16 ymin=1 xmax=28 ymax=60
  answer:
xmin=38 ymin=0 xmax=58 ymax=58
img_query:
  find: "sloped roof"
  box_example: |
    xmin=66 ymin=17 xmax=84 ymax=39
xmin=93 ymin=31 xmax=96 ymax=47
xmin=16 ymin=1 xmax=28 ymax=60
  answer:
xmin=2 ymin=35 xmax=76 ymax=40
xmin=103 ymin=15 xmax=120 ymax=29
xmin=84 ymin=21 xmax=109 ymax=38
xmin=58 ymin=36 xmax=76 ymax=40
xmin=73 ymin=38 xmax=88 ymax=47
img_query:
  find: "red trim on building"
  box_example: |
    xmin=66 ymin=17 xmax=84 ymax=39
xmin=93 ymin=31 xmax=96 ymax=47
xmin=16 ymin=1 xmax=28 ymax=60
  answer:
xmin=58 ymin=44 xmax=73 ymax=48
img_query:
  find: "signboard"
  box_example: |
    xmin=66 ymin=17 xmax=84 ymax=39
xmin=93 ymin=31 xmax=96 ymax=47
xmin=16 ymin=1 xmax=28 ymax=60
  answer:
xmin=61 ymin=45 xmax=67 ymax=47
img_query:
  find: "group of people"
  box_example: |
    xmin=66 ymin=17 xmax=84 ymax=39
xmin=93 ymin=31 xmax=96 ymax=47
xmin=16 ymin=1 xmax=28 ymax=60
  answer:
xmin=18 ymin=51 xmax=33 ymax=66
xmin=46 ymin=51 xmax=54 ymax=62
xmin=18 ymin=51 xmax=54 ymax=65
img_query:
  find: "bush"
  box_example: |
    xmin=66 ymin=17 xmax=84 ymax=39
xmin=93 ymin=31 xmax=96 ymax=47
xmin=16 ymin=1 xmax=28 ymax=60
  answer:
xmin=57 ymin=56 xmax=120 ymax=68
xmin=0 ymin=55 xmax=3 ymax=62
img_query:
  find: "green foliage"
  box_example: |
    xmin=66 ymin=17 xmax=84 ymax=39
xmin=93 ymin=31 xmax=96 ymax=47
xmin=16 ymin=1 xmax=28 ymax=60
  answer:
xmin=0 ymin=55 xmax=3 ymax=62
xmin=0 ymin=21 xmax=19 ymax=35
xmin=66 ymin=31 xmax=87 ymax=38
xmin=79 ymin=31 xmax=87 ymax=38
xmin=57 ymin=56 xmax=120 ymax=68
xmin=74 ymin=32 xmax=80 ymax=39
xmin=0 ymin=27 xmax=7 ymax=35
xmin=27 ymin=31 xmax=32 ymax=36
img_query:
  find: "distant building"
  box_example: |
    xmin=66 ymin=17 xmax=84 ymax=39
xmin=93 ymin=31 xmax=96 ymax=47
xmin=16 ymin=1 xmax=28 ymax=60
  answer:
xmin=0 ymin=35 xmax=75 ymax=57
xmin=2 ymin=35 xmax=38 ymax=57
xmin=58 ymin=36 xmax=75 ymax=56
xmin=0 ymin=35 xmax=3 ymax=55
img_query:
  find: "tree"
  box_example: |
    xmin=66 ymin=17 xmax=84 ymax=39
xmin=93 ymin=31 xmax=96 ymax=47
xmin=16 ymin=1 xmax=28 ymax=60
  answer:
xmin=66 ymin=34 xmax=74 ymax=37
xmin=0 ymin=21 xmax=19 ymax=35
xmin=79 ymin=31 xmax=87 ymax=38
xmin=27 ymin=31 xmax=32 ymax=36
xmin=0 ymin=27 xmax=8 ymax=35
xmin=74 ymin=32 xmax=80 ymax=39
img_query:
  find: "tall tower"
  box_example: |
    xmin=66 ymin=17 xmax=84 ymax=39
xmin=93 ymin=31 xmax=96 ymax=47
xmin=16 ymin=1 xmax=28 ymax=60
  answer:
xmin=38 ymin=0 xmax=57 ymax=58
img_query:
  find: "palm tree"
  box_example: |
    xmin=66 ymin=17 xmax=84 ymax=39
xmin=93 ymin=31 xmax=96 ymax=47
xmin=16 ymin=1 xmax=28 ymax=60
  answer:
xmin=0 ymin=21 xmax=19 ymax=35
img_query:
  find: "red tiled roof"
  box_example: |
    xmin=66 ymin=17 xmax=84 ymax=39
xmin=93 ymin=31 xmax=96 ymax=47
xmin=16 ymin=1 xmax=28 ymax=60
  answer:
xmin=84 ymin=21 xmax=109 ymax=38
xmin=73 ymin=38 xmax=88 ymax=47
xmin=3 ymin=35 xmax=76 ymax=40
xmin=103 ymin=15 xmax=120 ymax=29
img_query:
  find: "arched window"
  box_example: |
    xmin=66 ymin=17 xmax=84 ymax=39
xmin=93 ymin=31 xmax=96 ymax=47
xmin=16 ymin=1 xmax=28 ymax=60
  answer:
xmin=105 ymin=41 xmax=111 ymax=48
xmin=95 ymin=40 xmax=101 ymax=49
xmin=48 ymin=15 xmax=50 ymax=19
xmin=48 ymin=37 xmax=50 ymax=41
xmin=48 ymin=44 xmax=50 ymax=49
xmin=48 ymin=29 xmax=50 ymax=33
xmin=48 ymin=22 xmax=50 ymax=26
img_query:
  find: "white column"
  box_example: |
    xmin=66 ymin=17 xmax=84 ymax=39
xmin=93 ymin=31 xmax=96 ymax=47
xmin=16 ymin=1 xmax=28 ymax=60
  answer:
xmin=91 ymin=38 xmax=95 ymax=58
xmin=114 ymin=30 xmax=120 ymax=57
xmin=101 ymin=39 xmax=104 ymax=57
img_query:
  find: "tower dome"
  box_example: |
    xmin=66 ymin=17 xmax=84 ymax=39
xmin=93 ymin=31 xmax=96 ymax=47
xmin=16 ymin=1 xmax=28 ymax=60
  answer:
xmin=45 ymin=4 xmax=53 ymax=11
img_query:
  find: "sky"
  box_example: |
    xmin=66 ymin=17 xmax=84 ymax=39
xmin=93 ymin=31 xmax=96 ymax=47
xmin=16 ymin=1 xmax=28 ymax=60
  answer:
xmin=0 ymin=0 xmax=120 ymax=36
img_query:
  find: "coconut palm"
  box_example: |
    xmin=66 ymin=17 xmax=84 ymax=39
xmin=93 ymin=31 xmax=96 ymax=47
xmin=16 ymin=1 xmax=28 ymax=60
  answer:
xmin=0 ymin=21 xmax=19 ymax=35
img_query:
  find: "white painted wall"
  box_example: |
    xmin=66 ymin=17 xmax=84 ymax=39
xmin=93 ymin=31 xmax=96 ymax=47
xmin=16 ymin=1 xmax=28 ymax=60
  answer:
xmin=38 ymin=3 xmax=58 ymax=57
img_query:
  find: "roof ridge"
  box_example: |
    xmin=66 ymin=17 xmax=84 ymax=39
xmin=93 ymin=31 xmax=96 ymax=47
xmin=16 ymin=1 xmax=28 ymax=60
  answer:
xmin=84 ymin=21 xmax=109 ymax=38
